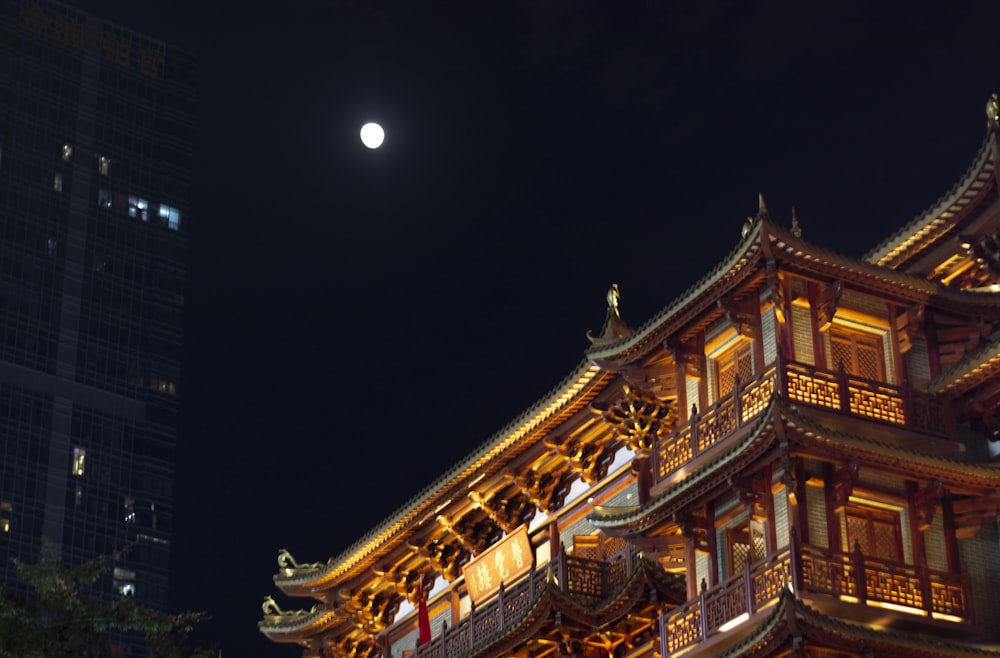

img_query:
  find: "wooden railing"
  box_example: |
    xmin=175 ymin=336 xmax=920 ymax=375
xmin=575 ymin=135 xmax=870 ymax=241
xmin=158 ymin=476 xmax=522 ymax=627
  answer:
xmin=659 ymin=536 xmax=972 ymax=656
xmin=652 ymin=366 xmax=776 ymax=485
xmin=651 ymin=359 xmax=952 ymax=488
xmin=660 ymin=548 xmax=790 ymax=655
xmin=413 ymin=545 xmax=638 ymax=658
xmin=796 ymin=540 xmax=971 ymax=620
xmin=781 ymin=360 xmax=952 ymax=438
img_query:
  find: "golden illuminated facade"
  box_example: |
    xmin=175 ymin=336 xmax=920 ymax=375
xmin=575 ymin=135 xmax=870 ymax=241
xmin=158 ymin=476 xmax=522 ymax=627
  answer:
xmin=260 ymin=98 xmax=1000 ymax=658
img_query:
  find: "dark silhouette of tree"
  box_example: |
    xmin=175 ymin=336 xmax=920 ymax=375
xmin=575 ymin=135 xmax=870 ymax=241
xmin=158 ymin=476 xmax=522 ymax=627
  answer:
xmin=0 ymin=538 xmax=216 ymax=658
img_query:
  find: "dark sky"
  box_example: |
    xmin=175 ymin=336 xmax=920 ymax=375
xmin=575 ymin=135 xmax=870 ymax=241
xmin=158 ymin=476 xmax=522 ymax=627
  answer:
xmin=60 ymin=1 xmax=1000 ymax=655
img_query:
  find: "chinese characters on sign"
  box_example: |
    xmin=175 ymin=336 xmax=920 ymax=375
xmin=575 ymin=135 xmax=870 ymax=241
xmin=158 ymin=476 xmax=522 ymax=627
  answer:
xmin=461 ymin=526 xmax=532 ymax=605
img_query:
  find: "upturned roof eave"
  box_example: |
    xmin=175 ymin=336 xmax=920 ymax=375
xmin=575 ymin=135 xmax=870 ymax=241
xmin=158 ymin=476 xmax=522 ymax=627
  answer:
xmin=585 ymin=213 xmax=1000 ymax=371
xmin=928 ymin=333 xmax=1000 ymax=396
xmin=864 ymin=130 xmax=996 ymax=269
xmin=272 ymin=359 xmax=610 ymax=593
xmin=584 ymin=219 xmax=766 ymax=368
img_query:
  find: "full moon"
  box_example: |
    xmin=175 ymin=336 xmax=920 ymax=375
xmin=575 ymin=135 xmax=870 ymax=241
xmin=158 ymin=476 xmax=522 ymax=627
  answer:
xmin=360 ymin=122 xmax=385 ymax=149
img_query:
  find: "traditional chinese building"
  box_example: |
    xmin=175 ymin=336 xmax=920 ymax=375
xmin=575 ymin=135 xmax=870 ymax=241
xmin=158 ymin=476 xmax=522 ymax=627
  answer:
xmin=260 ymin=97 xmax=1000 ymax=658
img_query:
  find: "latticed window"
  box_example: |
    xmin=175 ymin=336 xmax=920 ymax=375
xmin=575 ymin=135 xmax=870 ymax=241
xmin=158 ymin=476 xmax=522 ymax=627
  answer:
xmin=727 ymin=520 xmax=765 ymax=576
xmin=844 ymin=502 xmax=902 ymax=561
xmin=716 ymin=341 xmax=753 ymax=399
xmin=829 ymin=326 xmax=884 ymax=381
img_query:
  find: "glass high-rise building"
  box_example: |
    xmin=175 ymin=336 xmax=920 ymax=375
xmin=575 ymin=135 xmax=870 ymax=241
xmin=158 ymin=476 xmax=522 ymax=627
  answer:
xmin=0 ymin=0 xmax=195 ymax=631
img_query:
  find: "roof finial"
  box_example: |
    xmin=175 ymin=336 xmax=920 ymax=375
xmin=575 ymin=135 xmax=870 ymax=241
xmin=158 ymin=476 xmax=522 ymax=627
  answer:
xmin=586 ymin=283 xmax=633 ymax=345
xmin=757 ymin=193 xmax=770 ymax=221
xmin=988 ymin=93 xmax=1000 ymax=130
xmin=790 ymin=206 xmax=802 ymax=238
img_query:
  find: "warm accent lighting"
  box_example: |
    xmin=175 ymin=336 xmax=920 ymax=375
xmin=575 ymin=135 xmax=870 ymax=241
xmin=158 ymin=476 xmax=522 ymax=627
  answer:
xmin=868 ymin=601 xmax=927 ymax=616
xmin=717 ymin=612 xmax=750 ymax=632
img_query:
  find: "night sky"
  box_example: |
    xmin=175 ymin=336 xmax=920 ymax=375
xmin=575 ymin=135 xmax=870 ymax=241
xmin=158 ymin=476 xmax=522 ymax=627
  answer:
xmin=49 ymin=1 xmax=1000 ymax=655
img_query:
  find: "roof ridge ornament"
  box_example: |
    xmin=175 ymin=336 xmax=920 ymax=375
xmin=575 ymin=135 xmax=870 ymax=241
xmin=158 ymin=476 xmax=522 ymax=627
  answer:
xmin=743 ymin=193 xmax=769 ymax=238
xmin=790 ymin=206 xmax=802 ymax=238
xmin=987 ymin=93 xmax=999 ymax=130
xmin=587 ymin=283 xmax=634 ymax=345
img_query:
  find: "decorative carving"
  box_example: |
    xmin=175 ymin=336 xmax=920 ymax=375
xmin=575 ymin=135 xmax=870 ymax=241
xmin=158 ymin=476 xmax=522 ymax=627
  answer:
xmin=911 ymin=479 xmax=943 ymax=531
xmin=814 ymin=280 xmax=842 ymax=333
xmin=830 ymin=461 xmax=859 ymax=513
xmin=790 ymin=207 xmax=802 ymax=238
xmin=410 ymin=537 xmax=468 ymax=582
xmin=277 ymin=548 xmax=324 ymax=570
xmin=594 ymin=383 xmax=677 ymax=454
xmin=669 ymin=340 xmax=704 ymax=380
xmin=895 ymin=304 xmax=925 ymax=354
xmin=468 ymin=489 xmax=537 ymax=533
xmin=988 ymin=92 xmax=999 ymax=129
xmin=729 ymin=474 xmax=769 ymax=521
xmin=545 ymin=436 xmax=618 ymax=484
xmin=674 ymin=512 xmax=711 ymax=552
xmin=587 ymin=283 xmax=633 ymax=345
xmin=440 ymin=509 xmax=504 ymax=558
xmin=262 ymin=595 xmax=317 ymax=617
xmin=505 ymin=463 xmax=573 ymax=513
xmin=720 ymin=295 xmax=758 ymax=339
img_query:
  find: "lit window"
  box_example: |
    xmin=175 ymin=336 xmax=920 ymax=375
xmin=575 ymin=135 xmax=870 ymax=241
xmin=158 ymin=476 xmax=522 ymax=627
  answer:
xmin=158 ymin=204 xmax=181 ymax=230
xmin=75 ymin=485 xmax=83 ymax=508
xmin=0 ymin=501 xmax=11 ymax=512
xmin=72 ymin=447 xmax=86 ymax=476
xmin=98 ymin=155 xmax=110 ymax=176
xmin=1 ymin=518 xmax=8 ymax=533
xmin=829 ymin=325 xmax=884 ymax=381
xmin=124 ymin=496 xmax=135 ymax=523
xmin=53 ymin=173 xmax=63 ymax=192
xmin=113 ymin=567 xmax=136 ymax=597
xmin=46 ymin=239 xmax=57 ymax=257
xmin=715 ymin=341 xmax=753 ymax=399
xmin=62 ymin=144 xmax=73 ymax=161
xmin=98 ymin=188 xmax=112 ymax=209
xmin=128 ymin=196 xmax=148 ymax=220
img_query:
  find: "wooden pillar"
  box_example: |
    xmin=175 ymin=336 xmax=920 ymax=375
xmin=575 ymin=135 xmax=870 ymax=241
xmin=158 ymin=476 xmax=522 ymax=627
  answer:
xmin=906 ymin=480 xmax=927 ymax=568
xmin=823 ymin=462 xmax=841 ymax=551
xmin=706 ymin=502 xmax=718 ymax=588
xmin=807 ymin=281 xmax=828 ymax=370
xmin=942 ymin=490 xmax=960 ymax=573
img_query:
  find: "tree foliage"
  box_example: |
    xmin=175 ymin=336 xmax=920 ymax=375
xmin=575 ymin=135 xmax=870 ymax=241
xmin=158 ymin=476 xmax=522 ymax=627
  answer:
xmin=0 ymin=538 xmax=215 ymax=658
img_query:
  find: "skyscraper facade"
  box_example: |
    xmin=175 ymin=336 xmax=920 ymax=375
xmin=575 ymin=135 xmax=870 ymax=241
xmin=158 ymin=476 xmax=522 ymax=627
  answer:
xmin=0 ymin=0 xmax=195 ymax=627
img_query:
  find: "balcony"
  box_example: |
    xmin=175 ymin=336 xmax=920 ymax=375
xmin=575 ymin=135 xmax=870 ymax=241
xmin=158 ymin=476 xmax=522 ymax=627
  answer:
xmin=659 ymin=533 xmax=972 ymax=657
xmin=412 ymin=545 xmax=643 ymax=658
xmin=651 ymin=359 xmax=952 ymax=488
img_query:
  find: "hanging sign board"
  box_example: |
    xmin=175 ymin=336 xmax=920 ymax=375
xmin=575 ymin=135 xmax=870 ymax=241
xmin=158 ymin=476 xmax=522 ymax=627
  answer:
xmin=461 ymin=525 xmax=532 ymax=605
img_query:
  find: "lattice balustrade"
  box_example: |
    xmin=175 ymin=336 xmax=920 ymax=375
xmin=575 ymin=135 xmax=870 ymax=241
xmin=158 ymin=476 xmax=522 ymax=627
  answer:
xmin=703 ymin=582 xmax=748 ymax=632
xmin=565 ymin=555 xmax=603 ymax=602
xmin=663 ymin=604 xmax=702 ymax=654
xmin=656 ymin=430 xmax=691 ymax=478
xmin=931 ymin=578 xmax=968 ymax=617
xmin=785 ymin=365 xmax=840 ymax=409
xmin=751 ymin=558 xmax=788 ymax=607
xmin=697 ymin=398 xmax=736 ymax=452
xmin=740 ymin=372 xmax=774 ymax=422
xmin=865 ymin=565 xmax=923 ymax=609
xmin=471 ymin=603 xmax=501 ymax=645
xmin=800 ymin=550 xmax=856 ymax=598
xmin=847 ymin=380 xmax=905 ymax=425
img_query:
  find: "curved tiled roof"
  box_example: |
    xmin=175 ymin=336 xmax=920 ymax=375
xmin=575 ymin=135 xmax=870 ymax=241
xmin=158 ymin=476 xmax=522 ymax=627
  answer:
xmin=718 ymin=590 xmax=1000 ymax=658
xmin=585 ymin=213 xmax=1000 ymax=370
xmin=929 ymin=332 xmax=1000 ymax=396
xmin=864 ymin=130 xmax=996 ymax=270
xmin=272 ymin=361 xmax=608 ymax=591
xmin=585 ymin=218 xmax=765 ymax=367
xmin=589 ymin=397 xmax=1000 ymax=534
xmin=589 ymin=397 xmax=778 ymax=533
